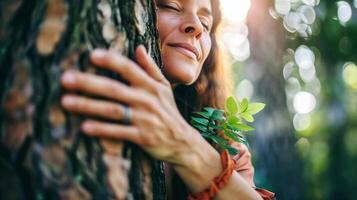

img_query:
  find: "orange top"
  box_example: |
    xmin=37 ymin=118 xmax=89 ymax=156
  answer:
xmin=230 ymin=142 xmax=276 ymax=200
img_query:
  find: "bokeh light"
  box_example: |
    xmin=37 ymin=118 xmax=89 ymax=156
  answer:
xmin=236 ymin=79 xmax=254 ymax=100
xmin=293 ymin=113 xmax=311 ymax=131
xmin=286 ymin=77 xmax=301 ymax=97
xmin=305 ymin=78 xmax=321 ymax=95
xmin=275 ymin=0 xmax=291 ymax=15
xmin=252 ymin=0 xmax=357 ymax=198
xmin=295 ymin=45 xmax=315 ymax=70
xmin=272 ymin=0 xmax=318 ymax=37
xmin=298 ymin=5 xmax=316 ymax=25
xmin=220 ymin=0 xmax=251 ymax=61
xmin=342 ymin=62 xmax=357 ymax=90
xmin=221 ymin=23 xmax=250 ymax=61
xmin=283 ymin=61 xmax=295 ymax=80
xmin=293 ymin=91 xmax=316 ymax=114
xmin=220 ymin=0 xmax=251 ymax=23
xmin=295 ymin=137 xmax=311 ymax=157
xmin=302 ymin=0 xmax=320 ymax=6
xmin=337 ymin=1 xmax=352 ymax=25
xmin=299 ymin=66 xmax=316 ymax=82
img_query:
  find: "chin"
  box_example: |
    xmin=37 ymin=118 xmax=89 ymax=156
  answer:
xmin=164 ymin=64 xmax=198 ymax=85
xmin=161 ymin=48 xmax=203 ymax=85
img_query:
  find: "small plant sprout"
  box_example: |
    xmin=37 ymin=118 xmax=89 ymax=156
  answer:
xmin=191 ymin=96 xmax=265 ymax=155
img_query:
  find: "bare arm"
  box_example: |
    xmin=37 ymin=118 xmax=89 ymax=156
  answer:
xmin=60 ymin=47 xmax=262 ymax=200
xmin=172 ymin=127 xmax=262 ymax=200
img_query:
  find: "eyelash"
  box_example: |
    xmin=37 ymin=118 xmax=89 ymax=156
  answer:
xmin=201 ymin=21 xmax=210 ymax=31
xmin=159 ymin=4 xmax=181 ymax=12
xmin=158 ymin=4 xmax=211 ymax=31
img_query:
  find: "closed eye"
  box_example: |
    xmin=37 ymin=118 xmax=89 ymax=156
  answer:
xmin=200 ymin=19 xmax=211 ymax=32
xmin=158 ymin=3 xmax=181 ymax=12
xmin=202 ymin=23 xmax=209 ymax=31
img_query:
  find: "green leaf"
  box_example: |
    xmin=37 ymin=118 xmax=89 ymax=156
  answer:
xmin=240 ymin=113 xmax=254 ymax=122
xmin=191 ymin=117 xmax=209 ymax=126
xmin=226 ymin=124 xmax=242 ymax=132
xmin=240 ymin=138 xmax=250 ymax=148
xmin=212 ymin=109 xmax=225 ymax=121
xmin=240 ymin=98 xmax=249 ymax=113
xmin=190 ymin=96 xmax=264 ymax=153
xmin=211 ymin=124 xmax=224 ymax=130
xmin=246 ymin=103 xmax=266 ymax=115
xmin=225 ymin=125 xmax=247 ymax=138
xmin=200 ymin=132 xmax=211 ymax=138
xmin=209 ymin=135 xmax=228 ymax=145
xmin=192 ymin=124 xmax=208 ymax=132
xmin=205 ymin=129 xmax=216 ymax=135
xmin=190 ymin=119 xmax=202 ymax=127
xmin=208 ymin=120 xmax=216 ymax=126
xmin=227 ymin=115 xmax=239 ymax=124
xmin=224 ymin=130 xmax=243 ymax=143
xmin=203 ymin=107 xmax=215 ymax=115
xmin=225 ymin=96 xmax=238 ymax=115
xmin=193 ymin=111 xmax=211 ymax=119
xmin=220 ymin=143 xmax=239 ymax=155
xmin=232 ymin=123 xmax=255 ymax=131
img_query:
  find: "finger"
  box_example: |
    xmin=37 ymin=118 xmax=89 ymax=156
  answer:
xmin=61 ymin=94 xmax=129 ymax=121
xmin=61 ymin=70 xmax=142 ymax=105
xmin=81 ymin=120 xmax=141 ymax=144
xmin=90 ymin=49 xmax=155 ymax=87
xmin=135 ymin=45 xmax=169 ymax=85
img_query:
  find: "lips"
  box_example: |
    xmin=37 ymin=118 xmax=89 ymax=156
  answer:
xmin=168 ymin=43 xmax=200 ymax=61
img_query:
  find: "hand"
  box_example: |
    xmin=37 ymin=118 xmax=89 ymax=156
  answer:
xmin=60 ymin=45 xmax=206 ymax=167
xmin=60 ymin=47 xmax=264 ymax=199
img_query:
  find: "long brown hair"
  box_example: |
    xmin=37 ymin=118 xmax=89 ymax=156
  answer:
xmin=171 ymin=1 xmax=231 ymax=198
xmin=174 ymin=0 xmax=231 ymax=120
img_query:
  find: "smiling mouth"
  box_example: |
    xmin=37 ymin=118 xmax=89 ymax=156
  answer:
xmin=168 ymin=44 xmax=199 ymax=61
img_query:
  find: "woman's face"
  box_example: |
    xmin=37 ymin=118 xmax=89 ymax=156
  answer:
xmin=156 ymin=0 xmax=213 ymax=85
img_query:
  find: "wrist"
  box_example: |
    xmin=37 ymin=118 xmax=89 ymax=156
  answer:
xmin=173 ymin=127 xmax=223 ymax=193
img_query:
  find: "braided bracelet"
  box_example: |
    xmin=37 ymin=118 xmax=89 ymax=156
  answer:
xmin=187 ymin=150 xmax=237 ymax=200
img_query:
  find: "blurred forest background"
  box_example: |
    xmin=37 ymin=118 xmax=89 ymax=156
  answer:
xmin=219 ymin=0 xmax=357 ymax=199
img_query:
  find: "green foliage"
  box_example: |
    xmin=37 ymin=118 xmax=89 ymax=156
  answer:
xmin=191 ymin=96 xmax=265 ymax=155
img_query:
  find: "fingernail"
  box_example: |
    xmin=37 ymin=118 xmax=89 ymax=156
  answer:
xmin=82 ymin=122 xmax=95 ymax=133
xmin=62 ymin=72 xmax=76 ymax=84
xmin=140 ymin=45 xmax=147 ymax=52
xmin=92 ymin=49 xmax=106 ymax=59
xmin=62 ymin=96 xmax=76 ymax=106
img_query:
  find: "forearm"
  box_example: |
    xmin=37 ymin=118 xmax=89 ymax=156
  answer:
xmin=213 ymin=172 xmax=263 ymax=200
xmin=173 ymin=128 xmax=262 ymax=200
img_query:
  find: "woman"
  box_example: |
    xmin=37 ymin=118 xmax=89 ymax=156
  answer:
xmin=60 ymin=0 xmax=275 ymax=199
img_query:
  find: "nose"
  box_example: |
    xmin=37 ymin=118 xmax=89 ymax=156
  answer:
xmin=180 ymin=14 xmax=203 ymax=39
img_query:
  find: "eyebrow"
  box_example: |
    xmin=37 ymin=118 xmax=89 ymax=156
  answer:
xmin=200 ymin=7 xmax=213 ymax=18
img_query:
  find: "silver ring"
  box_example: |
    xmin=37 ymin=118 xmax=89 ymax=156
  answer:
xmin=122 ymin=105 xmax=132 ymax=124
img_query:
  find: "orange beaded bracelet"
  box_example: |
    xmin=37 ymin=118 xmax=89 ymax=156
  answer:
xmin=187 ymin=150 xmax=237 ymax=200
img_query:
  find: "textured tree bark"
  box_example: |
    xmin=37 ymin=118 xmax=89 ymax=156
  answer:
xmin=0 ymin=0 xmax=165 ymax=199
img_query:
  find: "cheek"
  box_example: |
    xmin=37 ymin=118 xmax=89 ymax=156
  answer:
xmin=157 ymin=12 xmax=176 ymax=45
xmin=161 ymin=50 xmax=198 ymax=84
xmin=201 ymin=35 xmax=212 ymax=62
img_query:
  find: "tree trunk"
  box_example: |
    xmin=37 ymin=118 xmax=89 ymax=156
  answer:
xmin=246 ymin=0 xmax=304 ymax=199
xmin=0 ymin=0 xmax=165 ymax=199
